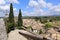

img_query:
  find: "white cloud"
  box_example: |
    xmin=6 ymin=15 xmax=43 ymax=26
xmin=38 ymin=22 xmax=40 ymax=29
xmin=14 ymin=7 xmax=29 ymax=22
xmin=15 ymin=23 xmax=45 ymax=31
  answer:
xmin=22 ymin=8 xmax=44 ymax=16
xmin=0 ymin=4 xmax=10 ymax=11
xmin=0 ymin=4 xmax=17 ymax=17
xmin=8 ymin=0 xmax=19 ymax=4
xmin=29 ymin=0 xmax=47 ymax=8
xmin=47 ymin=3 xmax=53 ymax=8
xmin=13 ymin=8 xmax=17 ymax=11
xmin=29 ymin=0 xmax=53 ymax=8
xmin=26 ymin=0 xmax=47 ymax=16
xmin=38 ymin=0 xmax=47 ymax=7
xmin=34 ymin=9 xmax=43 ymax=14
xmin=0 ymin=0 xmax=18 ymax=12
xmin=25 ymin=0 xmax=60 ymax=16
xmin=43 ymin=5 xmax=60 ymax=16
xmin=0 ymin=0 xmax=19 ymax=17
xmin=0 ymin=0 xmax=19 ymax=5
xmin=49 ymin=5 xmax=60 ymax=12
xmin=54 ymin=8 xmax=60 ymax=12
xmin=0 ymin=0 xmax=6 ymax=4
xmin=0 ymin=4 xmax=17 ymax=11
xmin=29 ymin=0 xmax=38 ymax=7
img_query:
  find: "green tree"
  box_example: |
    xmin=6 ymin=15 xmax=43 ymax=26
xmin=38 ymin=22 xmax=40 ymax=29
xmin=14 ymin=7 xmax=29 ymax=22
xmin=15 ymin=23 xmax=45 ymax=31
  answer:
xmin=44 ymin=22 xmax=52 ymax=33
xmin=9 ymin=3 xmax=15 ymax=30
xmin=18 ymin=9 xmax=23 ymax=29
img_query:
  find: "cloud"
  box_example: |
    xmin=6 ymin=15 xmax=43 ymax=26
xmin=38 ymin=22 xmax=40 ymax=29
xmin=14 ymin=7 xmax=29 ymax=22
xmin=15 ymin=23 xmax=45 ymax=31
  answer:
xmin=0 ymin=0 xmax=6 ymax=4
xmin=0 ymin=0 xmax=18 ymax=13
xmin=0 ymin=0 xmax=19 ymax=17
xmin=29 ymin=0 xmax=47 ymax=8
xmin=47 ymin=3 xmax=53 ymax=8
xmin=29 ymin=0 xmax=38 ymax=7
xmin=0 ymin=0 xmax=19 ymax=5
xmin=49 ymin=5 xmax=60 ymax=12
xmin=41 ymin=5 xmax=60 ymax=16
xmin=22 ymin=9 xmax=44 ymax=16
xmin=13 ymin=8 xmax=17 ymax=11
xmin=0 ymin=4 xmax=17 ymax=11
xmin=7 ymin=0 xmax=19 ymax=4
xmin=0 ymin=0 xmax=19 ymax=12
xmin=25 ymin=0 xmax=60 ymax=16
xmin=25 ymin=0 xmax=48 ymax=16
xmin=46 ymin=5 xmax=60 ymax=16
xmin=0 ymin=4 xmax=17 ymax=17
xmin=38 ymin=0 xmax=47 ymax=7
xmin=0 ymin=4 xmax=10 ymax=11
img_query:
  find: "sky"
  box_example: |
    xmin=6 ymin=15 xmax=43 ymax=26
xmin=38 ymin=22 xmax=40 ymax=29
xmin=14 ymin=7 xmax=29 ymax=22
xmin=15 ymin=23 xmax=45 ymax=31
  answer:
xmin=0 ymin=0 xmax=60 ymax=17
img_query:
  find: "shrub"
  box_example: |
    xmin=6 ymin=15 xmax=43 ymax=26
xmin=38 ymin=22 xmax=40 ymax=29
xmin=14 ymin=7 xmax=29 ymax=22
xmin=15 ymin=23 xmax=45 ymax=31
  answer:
xmin=45 ymin=22 xmax=52 ymax=28
xmin=39 ymin=29 xmax=43 ymax=34
xmin=6 ymin=22 xmax=15 ymax=33
xmin=44 ymin=22 xmax=52 ymax=33
xmin=27 ymin=26 xmax=33 ymax=31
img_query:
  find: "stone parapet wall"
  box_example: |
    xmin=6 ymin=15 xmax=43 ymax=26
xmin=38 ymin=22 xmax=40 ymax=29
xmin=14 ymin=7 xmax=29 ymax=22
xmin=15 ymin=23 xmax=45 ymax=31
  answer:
xmin=0 ymin=18 xmax=7 ymax=40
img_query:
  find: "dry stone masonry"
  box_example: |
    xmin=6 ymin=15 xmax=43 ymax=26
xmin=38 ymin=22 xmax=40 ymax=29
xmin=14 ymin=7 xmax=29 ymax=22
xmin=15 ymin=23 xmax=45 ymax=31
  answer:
xmin=0 ymin=18 xmax=7 ymax=40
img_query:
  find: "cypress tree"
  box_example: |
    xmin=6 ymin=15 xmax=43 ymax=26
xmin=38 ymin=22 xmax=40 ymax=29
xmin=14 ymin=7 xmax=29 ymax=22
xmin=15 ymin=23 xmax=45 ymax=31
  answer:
xmin=18 ymin=9 xmax=23 ymax=28
xmin=9 ymin=3 xmax=14 ymax=23
xmin=9 ymin=3 xmax=15 ymax=30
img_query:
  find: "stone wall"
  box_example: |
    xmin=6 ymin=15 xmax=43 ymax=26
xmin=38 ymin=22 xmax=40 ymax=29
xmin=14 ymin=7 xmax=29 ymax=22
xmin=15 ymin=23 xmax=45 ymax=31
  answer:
xmin=0 ymin=18 xmax=7 ymax=40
